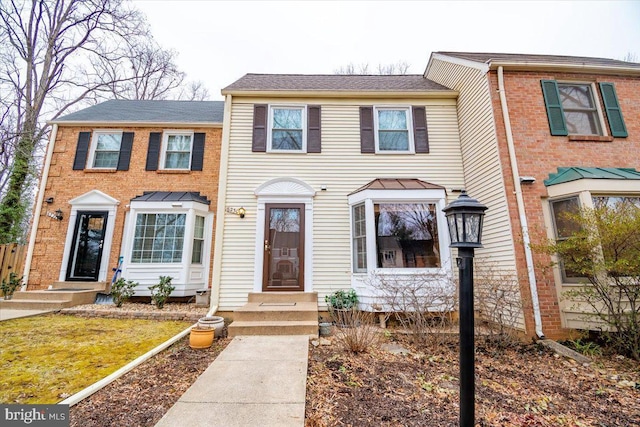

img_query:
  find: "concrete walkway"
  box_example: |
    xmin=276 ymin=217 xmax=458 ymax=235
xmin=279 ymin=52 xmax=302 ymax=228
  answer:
xmin=155 ymin=335 xmax=309 ymax=427
xmin=0 ymin=308 xmax=55 ymax=321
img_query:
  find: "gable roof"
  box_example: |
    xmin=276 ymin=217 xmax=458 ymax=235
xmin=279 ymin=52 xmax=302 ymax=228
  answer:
xmin=544 ymin=167 xmax=640 ymax=187
xmin=53 ymin=100 xmax=224 ymax=125
xmin=430 ymin=52 xmax=640 ymax=76
xmin=222 ymin=74 xmax=452 ymax=95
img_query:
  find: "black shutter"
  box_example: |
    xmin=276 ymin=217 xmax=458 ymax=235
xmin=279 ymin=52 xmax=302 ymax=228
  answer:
xmin=359 ymin=106 xmax=375 ymax=153
xmin=599 ymin=82 xmax=628 ymax=138
xmin=307 ymin=105 xmax=321 ymax=153
xmin=116 ymin=132 xmax=134 ymax=171
xmin=72 ymin=132 xmax=91 ymax=170
xmin=191 ymin=132 xmax=205 ymax=170
xmin=146 ymin=132 xmax=161 ymax=171
xmin=412 ymin=106 xmax=429 ymax=153
xmin=252 ymin=104 xmax=268 ymax=152
xmin=540 ymin=80 xmax=568 ymax=136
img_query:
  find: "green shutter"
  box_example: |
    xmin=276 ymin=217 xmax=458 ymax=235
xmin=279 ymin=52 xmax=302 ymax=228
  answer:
xmin=540 ymin=80 xmax=568 ymax=136
xmin=599 ymin=82 xmax=628 ymax=138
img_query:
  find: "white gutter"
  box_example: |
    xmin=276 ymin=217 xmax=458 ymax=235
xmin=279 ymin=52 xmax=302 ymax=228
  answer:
xmin=497 ymin=66 xmax=545 ymax=339
xmin=59 ymin=323 xmax=194 ymax=406
xmin=208 ymin=94 xmax=233 ymax=314
xmin=22 ymin=124 xmax=58 ymax=289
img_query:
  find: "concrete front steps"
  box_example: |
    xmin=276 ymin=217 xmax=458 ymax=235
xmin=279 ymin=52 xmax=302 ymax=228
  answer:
xmin=0 ymin=281 xmax=107 ymax=311
xmin=228 ymin=292 xmax=319 ymax=338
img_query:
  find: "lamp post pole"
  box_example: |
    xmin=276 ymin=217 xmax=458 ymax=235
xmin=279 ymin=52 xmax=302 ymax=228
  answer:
xmin=458 ymin=246 xmax=475 ymax=427
xmin=442 ymin=190 xmax=487 ymax=427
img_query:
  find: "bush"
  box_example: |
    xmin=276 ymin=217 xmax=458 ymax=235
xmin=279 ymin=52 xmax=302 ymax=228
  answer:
xmin=0 ymin=272 xmax=22 ymax=299
xmin=538 ymin=200 xmax=640 ymax=360
xmin=110 ymin=278 xmax=137 ymax=307
xmin=148 ymin=276 xmax=174 ymax=309
xmin=325 ymin=289 xmax=358 ymax=310
xmin=332 ymin=309 xmax=380 ymax=353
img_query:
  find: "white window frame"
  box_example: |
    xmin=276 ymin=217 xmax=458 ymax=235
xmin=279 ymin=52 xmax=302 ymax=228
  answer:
xmin=373 ymin=106 xmax=414 ymax=154
xmin=557 ymin=81 xmax=608 ymax=136
xmin=267 ymin=105 xmax=307 ymax=153
xmin=88 ymin=130 xmax=123 ymax=169
xmin=348 ymin=188 xmax=450 ymax=276
xmin=160 ymin=130 xmax=194 ymax=170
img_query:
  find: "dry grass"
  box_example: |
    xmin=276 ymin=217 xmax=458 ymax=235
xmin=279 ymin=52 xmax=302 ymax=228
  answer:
xmin=0 ymin=314 xmax=191 ymax=404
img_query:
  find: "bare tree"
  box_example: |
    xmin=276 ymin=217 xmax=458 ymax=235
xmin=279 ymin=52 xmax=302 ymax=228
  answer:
xmin=334 ymin=60 xmax=411 ymax=75
xmin=0 ymin=0 xmax=204 ymax=243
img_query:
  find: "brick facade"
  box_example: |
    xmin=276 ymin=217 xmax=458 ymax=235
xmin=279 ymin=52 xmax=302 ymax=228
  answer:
xmin=28 ymin=125 xmax=222 ymax=290
xmin=488 ymin=70 xmax=640 ymax=339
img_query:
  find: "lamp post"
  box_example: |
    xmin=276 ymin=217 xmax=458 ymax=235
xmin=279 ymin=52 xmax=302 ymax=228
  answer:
xmin=443 ymin=191 xmax=487 ymax=427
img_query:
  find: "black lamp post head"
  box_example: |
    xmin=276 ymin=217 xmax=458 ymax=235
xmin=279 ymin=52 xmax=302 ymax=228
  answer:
xmin=443 ymin=191 xmax=488 ymax=248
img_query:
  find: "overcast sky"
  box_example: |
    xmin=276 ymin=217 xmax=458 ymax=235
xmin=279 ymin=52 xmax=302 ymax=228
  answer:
xmin=133 ymin=0 xmax=640 ymax=100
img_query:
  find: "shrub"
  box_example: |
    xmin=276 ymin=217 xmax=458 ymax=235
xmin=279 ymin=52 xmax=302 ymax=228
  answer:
xmin=148 ymin=276 xmax=174 ymax=309
xmin=0 ymin=272 xmax=22 ymax=299
xmin=110 ymin=278 xmax=137 ymax=307
xmin=325 ymin=289 xmax=358 ymax=310
xmin=368 ymin=272 xmax=456 ymax=346
xmin=538 ymin=200 xmax=640 ymax=360
xmin=333 ymin=309 xmax=380 ymax=353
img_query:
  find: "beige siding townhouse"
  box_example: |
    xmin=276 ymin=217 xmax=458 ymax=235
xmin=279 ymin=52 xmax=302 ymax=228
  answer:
xmin=212 ymin=74 xmax=468 ymax=322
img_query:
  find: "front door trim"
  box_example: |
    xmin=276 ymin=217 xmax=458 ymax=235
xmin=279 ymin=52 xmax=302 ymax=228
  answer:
xmin=253 ymin=178 xmax=315 ymax=293
xmin=60 ymin=190 xmax=119 ymax=282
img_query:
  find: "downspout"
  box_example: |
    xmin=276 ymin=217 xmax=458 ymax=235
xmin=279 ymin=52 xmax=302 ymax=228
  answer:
xmin=207 ymin=94 xmax=233 ymax=316
xmin=497 ymin=67 xmax=545 ymax=339
xmin=22 ymin=124 xmax=58 ymax=289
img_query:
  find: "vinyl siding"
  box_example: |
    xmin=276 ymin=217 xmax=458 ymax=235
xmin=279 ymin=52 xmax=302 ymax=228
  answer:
xmin=217 ymin=96 xmax=466 ymax=310
xmin=427 ymin=59 xmax=525 ymax=330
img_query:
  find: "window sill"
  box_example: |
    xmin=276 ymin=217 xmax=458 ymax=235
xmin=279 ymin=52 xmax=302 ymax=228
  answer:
xmin=84 ymin=169 xmax=117 ymax=173
xmin=157 ymin=169 xmax=191 ymax=174
xmin=568 ymin=135 xmax=614 ymax=143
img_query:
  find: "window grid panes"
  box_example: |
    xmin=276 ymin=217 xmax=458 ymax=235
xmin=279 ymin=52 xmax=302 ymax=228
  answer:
xmin=271 ymin=108 xmax=303 ymax=150
xmin=352 ymin=204 xmax=367 ymax=272
xmin=191 ymin=215 xmax=205 ymax=264
xmin=550 ymin=197 xmax=582 ymax=280
xmin=92 ymin=133 xmax=122 ymax=168
xmin=374 ymin=203 xmax=440 ymax=268
xmin=132 ymin=213 xmax=186 ymax=263
xmin=164 ymin=134 xmax=192 ymax=169
xmin=558 ymin=83 xmax=602 ymax=135
xmin=377 ymin=109 xmax=410 ymax=151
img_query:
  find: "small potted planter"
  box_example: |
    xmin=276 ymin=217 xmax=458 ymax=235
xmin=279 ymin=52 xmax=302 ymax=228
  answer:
xmin=189 ymin=327 xmax=214 ymax=349
xmin=197 ymin=316 xmax=225 ymax=338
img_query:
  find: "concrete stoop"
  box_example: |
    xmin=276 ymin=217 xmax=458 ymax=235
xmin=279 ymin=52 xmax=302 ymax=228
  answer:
xmin=0 ymin=281 xmax=107 ymax=311
xmin=228 ymin=292 xmax=319 ymax=338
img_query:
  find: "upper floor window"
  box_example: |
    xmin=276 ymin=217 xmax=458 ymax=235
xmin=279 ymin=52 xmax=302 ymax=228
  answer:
xmin=541 ymin=80 xmax=628 ymax=138
xmin=90 ymin=131 xmax=123 ymax=168
xmin=557 ymin=83 xmax=602 ymax=135
xmin=269 ymin=106 xmax=306 ymax=152
xmin=162 ymin=131 xmax=193 ymax=169
xmin=375 ymin=108 xmax=413 ymax=152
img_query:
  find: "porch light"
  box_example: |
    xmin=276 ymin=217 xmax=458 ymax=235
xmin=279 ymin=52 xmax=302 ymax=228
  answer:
xmin=443 ymin=191 xmax=487 ymax=248
xmin=442 ymin=190 xmax=487 ymax=427
xmin=237 ymin=207 xmax=246 ymax=218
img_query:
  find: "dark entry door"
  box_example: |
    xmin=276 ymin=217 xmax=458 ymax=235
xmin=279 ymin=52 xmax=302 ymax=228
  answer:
xmin=263 ymin=204 xmax=305 ymax=291
xmin=66 ymin=211 xmax=108 ymax=281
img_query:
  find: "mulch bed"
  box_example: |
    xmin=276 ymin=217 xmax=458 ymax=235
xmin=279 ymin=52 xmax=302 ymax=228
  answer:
xmin=69 ymin=336 xmax=229 ymax=427
xmin=305 ymin=333 xmax=640 ymax=427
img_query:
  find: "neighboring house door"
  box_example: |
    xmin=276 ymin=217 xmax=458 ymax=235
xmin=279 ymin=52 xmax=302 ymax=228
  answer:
xmin=66 ymin=211 xmax=108 ymax=281
xmin=263 ymin=204 xmax=304 ymax=291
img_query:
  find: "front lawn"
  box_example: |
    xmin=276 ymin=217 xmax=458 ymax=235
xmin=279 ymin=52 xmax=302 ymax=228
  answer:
xmin=0 ymin=314 xmax=191 ymax=404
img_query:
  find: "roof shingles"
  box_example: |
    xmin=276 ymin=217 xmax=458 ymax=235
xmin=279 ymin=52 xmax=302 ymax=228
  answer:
xmin=223 ymin=74 xmax=450 ymax=93
xmin=435 ymin=52 xmax=640 ymax=69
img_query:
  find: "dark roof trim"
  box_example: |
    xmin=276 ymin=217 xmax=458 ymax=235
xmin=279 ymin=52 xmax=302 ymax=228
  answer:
xmin=131 ymin=191 xmax=211 ymax=205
